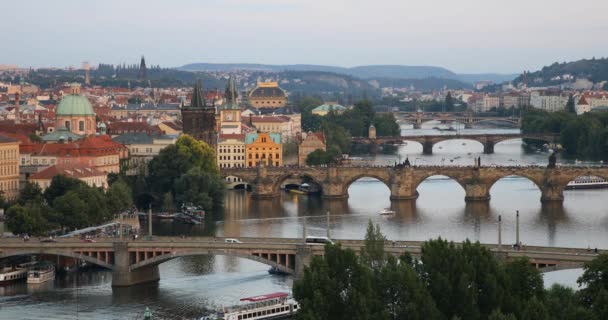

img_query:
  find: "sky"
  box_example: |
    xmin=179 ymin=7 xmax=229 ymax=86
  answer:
xmin=3 ymin=0 xmax=608 ymax=74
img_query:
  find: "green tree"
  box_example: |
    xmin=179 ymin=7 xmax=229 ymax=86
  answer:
xmin=373 ymin=113 xmax=400 ymax=137
xmin=578 ymin=253 xmax=608 ymax=314
xmin=106 ymin=179 xmax=133 ymax=214
xmin=544 ymin=284 xmax=595 ymax=320
xmin=445 ymin=92 xmax=454 ymax=112
xmin=361 ymin=220 xmax=386 ymax=270
xmin=566 ymin=94 xmax=576 ymax=114
xmin=521 ymin=297 xmax=549 ymax=320
xmin=18 ymin=182 xmax=43 ymax=205
xmin=488 ymin=309 xmax=516 ymax=320
xmin=5 ymin=204 xmax=49 ymax=236
xmin=52 ymin=191 xmax=88 ymax=230
xmin=173 ymin=167 xmax=225 ymax=211
xmin=162 ymin=192 xmax=174 ymax=212
xmin=43 ymin=175 xmax=84 ymax=204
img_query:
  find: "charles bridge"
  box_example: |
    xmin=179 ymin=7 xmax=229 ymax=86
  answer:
xmin=352 ymin=133 xmax=559 ymax=154
xmin=390 ymin=111 xmax=521 ymax=129
xmin=221 ymin=165 xmax=608 ymax=202
xmin=0 ymin=237 xmax=600 ymax=287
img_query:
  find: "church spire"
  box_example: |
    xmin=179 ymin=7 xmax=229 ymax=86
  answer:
xmin=138 ymin=55 xmax=147 ymax=80
xmin=224 ymin=75 xmax=238 ymax=109
xmin=191 ymin=79 xmax=206 ymax=108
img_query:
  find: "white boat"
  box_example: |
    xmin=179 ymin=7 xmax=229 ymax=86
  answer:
xmin=566 ymin=176 xmax=608 ymax=190
xmin=0 ymin=266 xmax=28 ymax=284
xmin=379 ymin=208 xmax=396 ymax=215
xmin=27 ymin=264 xmax=55 ymax=284
xmin=203 ymin=292 xmax=298 ymax=320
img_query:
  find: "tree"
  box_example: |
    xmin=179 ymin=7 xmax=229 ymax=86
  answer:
xmin=44 ymin=175 xmax=84 ymax=204
xmin=361 ymin=220 xmax=386 ymax=270
xmin=5 ymin=201 xmax=51 ymax=236
xmin=52 ymin=191 xmax=88 ymax=230
xmin=578 ymin=253 xmax=608 ymax=312
xmin=566 ymin=94 xmax=576 ymax=114
xmin=106 ymin=179 xmax=133 ymax=214
xmin=445 ymin=92 xmax=454 ymax=112
xmin=373 ymin=114 xmax=400 ymax=137
xmin=293 ymin=245 xmax=376 ymax=320
xmin=488 ymin=309 xmax=516 ymax=320
xmin=162 ymin=192 xmax=174 ymax=212
xmin=18 ymin=182 xmax=43 ymax=205
xmin=521 ymin=297 xmax=549 ymax=320
xmin=174 ymin=167 xmax=225 ymax=211
xmin=544 ymin=284 xmax=595 ymax=320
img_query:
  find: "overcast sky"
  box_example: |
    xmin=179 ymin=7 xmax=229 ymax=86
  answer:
xmin=3 ymin=0 xmax=608 ymax=73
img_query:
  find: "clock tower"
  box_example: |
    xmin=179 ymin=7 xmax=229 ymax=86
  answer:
xmin=220 ymin=75 xmax=242 ymax=134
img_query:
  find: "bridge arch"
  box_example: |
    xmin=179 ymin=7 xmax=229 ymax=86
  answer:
xmin=0 ymin=250 xmax=114 ymax=270
xmin=413 ymin=173 xmax=467 ymax=197
xmin=129 ymin=250 xmax=294 ymax=275
xmin=342 ymin=173 xmax=392 ymax=196
xmin=472 ymin=119 xmax=519 ymax=126
xmin=272 ymin=172 xmax=323 ymax=195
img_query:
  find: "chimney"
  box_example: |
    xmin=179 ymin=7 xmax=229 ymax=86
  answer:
xmin=249 ymin=114 xmax=253 ymax=126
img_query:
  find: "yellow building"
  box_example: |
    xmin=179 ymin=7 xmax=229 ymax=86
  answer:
xmin=248 ymin=81 xmax=288 ymax=109
xmin=298 ymin=132 xmax=326 ymax=166
xmin=0 ymin=135 xmax=20 ymax=201
xmin=245 ymin=132 xmax=282 ymax=167
xmin=217 ymin=134 xmax=246 ymax=169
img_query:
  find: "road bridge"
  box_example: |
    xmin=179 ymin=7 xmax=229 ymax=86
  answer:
xmin=391 ymin=111 xmax=521 ymax=129
xmin=0 ymin=237 xmax=599 ymax=286
xmin=352 ymin=133 xmax=558 ymax=154
xmin=221 ymin=165 xmax=608 ymax=201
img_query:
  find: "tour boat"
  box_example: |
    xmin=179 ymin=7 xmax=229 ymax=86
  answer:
xmin=379 ymin=208 xmax=396 ymax=215
xmin=27 ymin=264 xmax=55 ymax=284
xmin=565 ymin=176 xmax=608 ymax=190
xmin=0 ymin=266 xmax=28 ymax=284
xmin=202 ymin=292 xmax=298 ymax=320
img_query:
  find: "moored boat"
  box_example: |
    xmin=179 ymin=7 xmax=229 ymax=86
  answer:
xmin=202 ymin=292 xmax=298 ymax=320
xmin=0 ymin=266 xmax=28 ymax=284
xmin=566 ymin=176 xmax=608 ymax=190
xmin=27 ymin=263 xmax=55 ymax=284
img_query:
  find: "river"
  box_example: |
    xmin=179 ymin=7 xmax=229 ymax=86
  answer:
xmin=1 ymin=123 xmax=605 ymax=319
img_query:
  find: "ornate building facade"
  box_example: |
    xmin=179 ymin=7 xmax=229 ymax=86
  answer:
xmin=248 ymin=81 xmax=288 ymax=109
xmin=182 ymin=80 xmax=217 ymax=147
xmin=55 ymin=84 xmax=97 ymax=136
xmin=0 ymin=135 xmax=20 ymax=201
xmin=219 ymin=75 xmax=242 ymax=134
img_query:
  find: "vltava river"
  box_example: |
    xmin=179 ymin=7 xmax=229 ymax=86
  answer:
xmin=1 ymin=124 xmax=606 ymax=319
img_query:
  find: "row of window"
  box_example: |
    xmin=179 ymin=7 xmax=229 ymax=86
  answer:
xmin=131 ymin=147 xmax=155 ymax=153
xmin=248 ymin=161 xmax=280 ymax=167
xmin=0 ymin=149 xmax=17 ymax=160
xmin=236 ymin=305 xmax=296 ymax=320
xmin=249 ymin=153 xmax=280 ymax=160
xmin=220 ymin=163 xmax=245 ymax=169
xmin=219 ymin=148 xmax=245 ymax=154
xmin=0 ymin=166 xmax=18 ymax=176
xmin=0 ymin=179 xmax=18 ymax=192
xmin=219 ymin=156 xmax=244 ymax=161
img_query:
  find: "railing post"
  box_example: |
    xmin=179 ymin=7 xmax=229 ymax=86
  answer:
xmin=326 ymin=211 xmax=330 ymax=239
xmin=498 ymin=215 xmax=502 ymax=250
xmin=515 ymin=210 xmax=520 ymax=245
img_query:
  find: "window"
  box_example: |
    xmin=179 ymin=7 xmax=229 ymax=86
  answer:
xmin=65 ymin=121 xmax=70 ymax=129
xmin=79 ymin=121 xmax=85 ymax=131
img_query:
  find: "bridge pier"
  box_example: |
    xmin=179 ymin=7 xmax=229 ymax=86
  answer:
xmin=464 ymin=122 xmax=473 ymax=129
xmin=413 ymin=122 xmax=422 ymax=129
xmin=112 ymin=242 xmax=159 ymax=287
xmin=295 ymin=244 xmax=314 ymax=280
xmin=464 ymin=184 xmax=491 ymax=202
xmin=540 ymin=186 xmax=564 ymax=202
xmin=422 ymin=141 xmax=433 ymax=155
xmin=483 ymin=141 xmax=495 ymax=154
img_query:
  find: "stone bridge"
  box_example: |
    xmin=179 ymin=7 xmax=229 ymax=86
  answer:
xmin=221 ymin=165 xmax=608 ymax=201
xmin=352 ymin=133 xmax=559 ymax=154
xmin=0 ymin=237 xmax=600 ymax=287
xmin=391 ymin=111 xmax=521 ymax=129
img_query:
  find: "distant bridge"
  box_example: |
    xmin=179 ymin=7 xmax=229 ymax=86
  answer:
xmin=221 ymin=165 xmax=607 ymax=202
xmin=0 ymin=237 xmax=600 ymax=287
xmin=389 ymin=111 xmax=521 ymax=129
xmin=353 ymin=133 xmax=559 ymax=154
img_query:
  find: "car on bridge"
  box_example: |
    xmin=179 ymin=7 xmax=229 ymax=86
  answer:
xmin=305 ymin=236 xmax=334 ymax=245
xmin=225 ymin=238 xmax=242 ymax=244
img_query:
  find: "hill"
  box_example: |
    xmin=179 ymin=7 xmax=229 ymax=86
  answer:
xmin=179 ymin=63 xmax=516 ymax=84
xmin=513 ymin=57 xmax=608 ymax=88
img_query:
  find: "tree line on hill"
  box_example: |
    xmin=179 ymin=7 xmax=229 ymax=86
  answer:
xmin=295 ymin=97 xmax=400 ymax=165
xmin=294 ymin=221 xmax=608 ymax=320
xmin=522 ymin=108 xmax=608 ymax=160
xmin=4 ymin=135 xmax=224 ymax=235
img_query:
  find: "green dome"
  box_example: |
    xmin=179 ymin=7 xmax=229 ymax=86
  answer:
xmin=56 ymin=95 xmax=95 ymax=116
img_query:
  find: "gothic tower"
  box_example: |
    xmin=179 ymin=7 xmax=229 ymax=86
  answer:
xmin=219 ymin=75 xmax=242 ymax=134
xmin=182 ymin=80 xmax=217 ymax=147
xmin=138 ymin=56 xmax=147 ymax=80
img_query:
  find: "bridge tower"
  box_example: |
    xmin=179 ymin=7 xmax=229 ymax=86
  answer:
xmin=464 ymin=112 xmax=474 ymax=129
xmin=413 ymin=112 xmax=422 ymax=129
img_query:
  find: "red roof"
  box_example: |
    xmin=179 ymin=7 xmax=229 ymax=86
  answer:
xmin=240 ymin=292 xmax=288 ymax=302
xmin=31 ymin=135 xmax=128 ymax=158
xmin=219 ymin=133 xmax=245 ymax=141
xmin=578 ymin=96 xmax=589 ymax=105
xmin=30 ymin=163 xmax=105 ymax=180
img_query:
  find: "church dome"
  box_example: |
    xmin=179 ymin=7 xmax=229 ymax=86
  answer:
xmin=249 ymin=82 xmax=286 ymax=98
xmin=57 ymin=84 xmax=95 ymax=116
xmin=57 ymin=95 xmax=95 ymax=116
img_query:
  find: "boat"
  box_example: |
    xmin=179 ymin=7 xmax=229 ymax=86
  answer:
xmin=268 ymin=267 xmax=290 ymax=276
xmin=173 ymin=213 xmax=200 ymax=225
xmin=0 ymin=266 xmax=28 ymax=284
xmin=379 ymin=208 xmax=396 ymax=215
xmin=566 ymin=176 xmax=608 ymax=190
xmin=155 ymin=212 xmax=175 ymax=220
xmin=27 ymin=263 xmax=55 ymax=284
xmin=203 ymin=292 xmax=298 ymax=320
xmin=289 ymin=189 xmax=306 ymax=195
